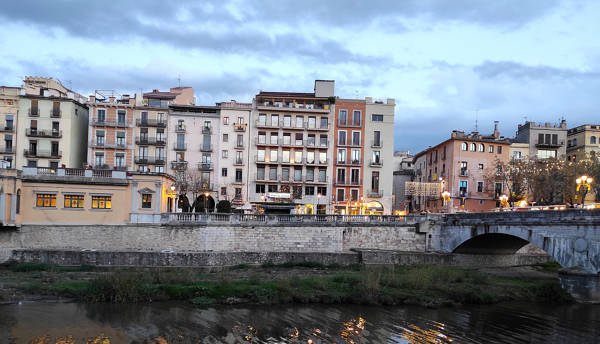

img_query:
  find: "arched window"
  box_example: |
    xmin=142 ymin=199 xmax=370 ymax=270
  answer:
xmin=470 ymin=143 xmax=476 ymax=151
xmin=461 ymin=142 xmax=467 ymax=151
xmin=591 ymin=136 xmax=596 ymax=144
xmin=478 ymin=144 xmax=484 ymax=152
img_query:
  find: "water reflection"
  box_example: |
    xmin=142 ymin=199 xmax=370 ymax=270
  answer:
xmin=2 ymin=302 xmax=599 ymax=343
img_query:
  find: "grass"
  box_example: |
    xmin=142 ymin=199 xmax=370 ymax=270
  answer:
xmin=538 ymin=261 xmax=562 ymax=272
xmin=8 ymin=263 xmax=96 ymax=273
xmin=0 ymin=263 xmax=573 ymax=307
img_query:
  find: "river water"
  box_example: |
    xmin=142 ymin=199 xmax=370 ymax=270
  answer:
xmin=0 ymin=301 xmax=598 ymax=343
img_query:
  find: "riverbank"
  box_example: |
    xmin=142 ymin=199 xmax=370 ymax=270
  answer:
xmin=0 ymin=261 xmax=571 ymax=308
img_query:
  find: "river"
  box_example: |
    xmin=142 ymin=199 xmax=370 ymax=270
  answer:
xmin=0 ymin=301 xmax=598 ymax=343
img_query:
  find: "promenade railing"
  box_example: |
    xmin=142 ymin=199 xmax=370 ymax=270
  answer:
xmin=161 ymin=213 xmax=427 ymax=225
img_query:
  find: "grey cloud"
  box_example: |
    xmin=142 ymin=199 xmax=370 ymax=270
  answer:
xmin=474 ymin=61 xmax=600 ymax=80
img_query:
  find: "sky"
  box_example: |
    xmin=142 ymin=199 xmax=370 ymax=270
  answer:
xmin=1 ymin=0 xmax=599 ymax=154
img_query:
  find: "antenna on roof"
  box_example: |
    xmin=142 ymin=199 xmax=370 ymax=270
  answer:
xmin=177 ymin=74 xmax=181 ymax=88
xmin=475 ymin=109 xmax=479 ymax=132
xmin=355 ymin=90 xmax=359 ymax=98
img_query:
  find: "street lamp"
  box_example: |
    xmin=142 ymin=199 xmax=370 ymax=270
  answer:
xmin=317 ymin=192 xmax=322 ymax=214
xmin=576 ymin=175 xmax=593 ymax=205
xmin=441 ymin=191 xmax=451 ymax=208
xmin=204 ymin=191 xmax=210 ymax=213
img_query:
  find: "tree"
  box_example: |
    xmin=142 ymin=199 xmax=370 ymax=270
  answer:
xmin=174 ymin=168 xmax=209 ymax=212
xmin=216 ymin=200 xmax=232 ymax=213
xmin=490 ymin=158 xmax=531 ymax=206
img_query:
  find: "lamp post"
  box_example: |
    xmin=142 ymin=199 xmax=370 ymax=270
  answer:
xmin=317 ymin=192 xmax=322 ymax=214
xmin=204 ymin=191 xmax=210 ymax=213
xmin=576 ymin=175 xmax=593 ymax=205
xmin=441 ymin=191 xmax=451 ymax=212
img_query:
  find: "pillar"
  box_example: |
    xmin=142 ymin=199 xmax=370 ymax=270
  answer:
xmin=155 ymin=182 xmax=161 ymax=214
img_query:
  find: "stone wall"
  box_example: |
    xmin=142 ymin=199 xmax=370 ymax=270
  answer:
xmin=0 ymin=224 xmax=425 ymax=253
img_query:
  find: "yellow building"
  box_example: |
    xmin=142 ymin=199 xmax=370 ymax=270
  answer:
xmin=0 ymin=86 xmax=20 ymax=169
xmin=567 ymin=124 xmax=600 ymax=161
xmin=0 ymin=167 xmax=175 ymax=226
xmin=15 ymin=77 xmax=89 ymax=169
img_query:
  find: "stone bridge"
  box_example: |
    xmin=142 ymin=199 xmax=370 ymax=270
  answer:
xmin=427 ymin=209 xmax=600 ymax=302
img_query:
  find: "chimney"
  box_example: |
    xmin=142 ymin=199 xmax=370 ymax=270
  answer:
xmin=493 ymin=121 xmax=500 ymax=139
xmin=89 ymin=95 xmax=95 ymax=102
xmin=109 ymin=96 xmax=115 ymax=104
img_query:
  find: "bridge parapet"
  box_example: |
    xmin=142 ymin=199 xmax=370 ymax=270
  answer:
xmin=443 ymin=209 xmax=600 ymax=226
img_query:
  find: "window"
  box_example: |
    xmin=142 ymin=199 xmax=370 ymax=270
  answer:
xmin=92 ymin=195 xmax=111 ymax=209
xmin=352 ymin=110 xmax=361 ymax=125
xmin=591 ymin=136 xmax=597 ymax=144
xmin=305 ymin=186 xmax=315 ymax=195
xmin=317 ymin=186 xmax=327 ymax=196
xmin=470 ymin=143 xmax=476 ymax=151
xmin=294 ymin=167 xmax=302 ymax=181
xmin=373 ymin=131 xmax=381 ymax=146
xmin=97 ymin=109 xmax=106 ymax=122
xmin=337 ymin=188 xmax=345 ymax=202
xmin=221 ymin=187 xmax=227 ymax=196
xmin=268 ymin=184 xmax=278 ymax=193
xmin=478 ymin=144 xmax=484 ymax=152
xmin=339 ymin=110 xmax=347 ymax=124
xmin=497 ymin=146 xmax=502 ymax=154
xmin=283 ymin=115 xmax=291 ymax=127
xmin=155 ymin=166 xmax=164 ymax=173
xmin=16 ymin=189 xmax=20 ymax=214
xmin=495 ymin=182 xmax=503 ymax=198
xmin=337 ymin=149 xmax=346 ymax=163
xmin=36 ymin=194 xmax=56 ymax=207
xmin=478 ymin=163 xmax=484 ymax=169
xmin=513 ymin=151 xmax=522 ymax=160
xmin=352 ymin=149 xmax=361 ymax=163
xmin=236 ymin=169 xmax=243 ymax=183
xmin=5 ymin=114 xmax=13 ymax=130
xmin=282 ymin=167 xmax=290 ymax=181
xmin=269 ymin=167 xmax=277 ymax=180
xmin=176 ymin=134 xmax=185 ymax=150
xmin=351 ymin=189 xmax=359 ymax=202
xmin=237 ymin=134 xmax=243 ymax=147
xmin=320 ymin=134 xmax=328 ymax=147
xmin=270 ymin=133 xmax=278 ymax=145
xmin=142 ymin=194 xmax=152 ymax=208
xmin=461 ymin=142 xmax=467 ymax=151
xmin=372 ymin=114 xmax=383 ymax=121
xmin=459 ymin=181 xmax=468 ymax=197
xmin=118 ymin=110 xmax=126 ymax=125
xmin=270 ymin=150 xmax=278 ymax=162
xmin=115 ymin=153 xmax=125 ymax=167
xmin=282 ymin=133 xmax=291 ymax=145
xmin=489 ymin=145 xmax=494 ymax=153
xmin=306 ymin=168 xmax=314 ymax=181
xmin=338 ymin=131 xmax=347 ymax=145
xmin=296 ymin=116 xmax=304 ymax=128
xmin=116 ymin=132 xmax=125 ymax=147
xmin=234 ymin=188 xmax=242 ymax=199
xmin=271 ymin=114 xmax=279 ymax=127
xmin=96 ymin=130 xmax=105 ymax=146
xmin=537 ymin=150 xmax=557 ymax=159
xmin=235 ymin=151 xmax=243 ymax=164
xmin=306 ymin=151 xmax=315 ymax=164
xmin=95 ymin=152 xmax=105 ymax=166
xmin=257 ymin=149 xmax=265 ymax=162
xmin=295 ymin=133 xmax=303 ymax=146
xmin=477 ymin=182 xmax=484 ymax=193
xmin=223 ymin=117 xmax=229 ymax=125
xmin=222 ymin=168 xmax=227 ymax=177
xmin=371 ymin=171 xmax=380 ymax=192
xmin=258 ymin=114 xmax=266 ymax=124
xmin=222 ymin=150 xmax=228 ymax=158
xmin=256 ymin=184 xmax=265 ymax=193
xmin=460 ymin=161 xmax=467 ymax=176
xmin=352 ymin=131 xmax=360 ymax=145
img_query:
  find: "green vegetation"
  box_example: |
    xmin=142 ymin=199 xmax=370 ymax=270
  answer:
xmin=0 ymin=263 xmax=572 ymax=307
xmin=538 ymin=260 xmax=562 ymax=272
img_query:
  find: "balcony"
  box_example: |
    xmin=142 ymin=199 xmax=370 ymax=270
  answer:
xmin=198 ymin=182 xmax=214 ymax=191
xmin=135 ymin=136 xmax=166 ymax=146
xmin=233 ymin=179 xmax=244 ymax=185
xmin=459 ymin=169 xmax=469 ymax=177
xmin=255 ymin=120 xmax=281 ymax=129
xmin=136 ymin=119 xmax=166 ymax=127
xmin=175 ymin=125 xmax=186 ymax=133
xmin=254 ymin=155 xmax=278 ymax=164
xmin=26 ymin=129 xmax=62 ymax=138
xmin=371 ymin=139 xmax=383 ymax=148
xmin=306 ymin=123 xmax=330 ymax=131
xmin=254 ymin=173 xmax=268 ymax=182
xmin=173 ymin=144 xmax=187 ymax=151
xmin=335 ymin=178 xmax=362 ymax=186
xmin=50 ymin=109 xmax=61 ymax=118
xmin=337 ymin=159 xmax=362 ymax=166
xmin=197 ymin=162 xmax=213 ymax=171
xmin=0 ymin=126 xmax=14 ymax=133
xmin=93 ymin=118 xmax=130 ymax=127
xmin=202 ymin=126 xmax=212 ymax=134
xmin=368 ymin=190 xmax=383 ymax=198
xmin=281 ymin=158 xmax=304 ymax=165
xmin=234 ymin=123 xmax=247 ymax=132
xmin=0 ymin=146 xmax=15 ymax=154
xmin=234 ymin=142 xmax=244 ymax=149
xmin=305 ymin=158 xmax=329 ymax=166
xmin=256 ymin=137 xmax=280 ymax=146
xmin=28 ymin=108 xmax=39 ymax=117
xmin=535 ymin=139 xmax=564 ymax=148
xmin=135 ymin=156 xmax=166 ymax=165
xmin=306 ymin=176 xmax=328 ymax=184
xmin=170 ymin=161 xmax=188 ymax=170
xmin=90 ymin=141 xmax=129 ymax=149
xmin=370 ymin=158 xmax=383 ymax=167
xmin=337 ymin=120 xmax=361 ymax=128
xmin=22 ymin=167 xmax=127 ymax=183
xmin=234 ymin=158 xmax=244 ymax=166
xmin=458 ymin=191 xmax=469 ymax=198
xmin=257 ymin=102 xmax=330 ymax=113
xmin=199 ymin=144 xmax=213 ymax=152
xmin=24 ymin=149 xmax=62 ymax=159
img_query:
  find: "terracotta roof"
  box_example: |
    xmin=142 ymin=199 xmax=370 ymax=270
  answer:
xmin=257 ymin=91 xmax=317 ymax=98
xmin=143 ymin=91 xmax=178 ymax=99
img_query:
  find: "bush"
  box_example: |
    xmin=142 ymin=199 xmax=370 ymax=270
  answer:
xmin=216 ymin=200 xmax=232 ymax=213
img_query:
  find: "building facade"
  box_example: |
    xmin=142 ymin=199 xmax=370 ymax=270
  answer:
xmin=87 ymin=91 xmax=136 ymax=170
xmin=566 ymin=124 xmax=600 ymax=161
xmin=392 ymin=151 xmax=414 ymax=213
xmin=412 ymin=126 xmax=511 ymax=213
xmin=248 ymin=80 xmax=335 ymax=214
xmin=216 ymin=101 xmax=252 ymax=211
xmin=514 ymin=120 xmax=567 ymax=160
xmin=16 ymin=77 xmax=89 ymax=169
xmin=0 ymin=86 xmax=19 ymax=168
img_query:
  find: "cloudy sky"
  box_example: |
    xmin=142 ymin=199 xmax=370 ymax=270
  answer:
xmin=1 ymin=0 xmax=599 ymax=153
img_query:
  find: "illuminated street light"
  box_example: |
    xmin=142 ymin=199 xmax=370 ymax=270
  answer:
xmin=499 ymin=194 xmax=509 ymax=208
xmin=441 ymin=191 xmax=451 ymax=208
xmin=576 ymin=175 xmax=593 ymax=205
xmin=204 ymin=191 xmax=210 ymax=213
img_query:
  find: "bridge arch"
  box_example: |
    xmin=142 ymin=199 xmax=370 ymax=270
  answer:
xmin=453 ymin=233 xmax=532 ymax=255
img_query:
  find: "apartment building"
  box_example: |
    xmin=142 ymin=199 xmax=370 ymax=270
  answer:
xmin=248 ymin=80 xmax=334 ymax=214
xmin=514 ymin=120 xmax=567 ymax=160
xmin=566 ymin=124 xmax=600 ymax=161
xmin=16 ymin=77 xmax=88 ymax=169
xmin=0 ymin=86 xmax=20 ymax=168
xmin=392 ymin=151 xmax=414 ymax=213
xmin=87 ymin=91 xmax=136 ymax=170
xmin=333 ymin=99 xmax=365 ymax=214
xmin=168 ymin=104 xmax=219 ymax=212
xmin=363 ymin=97 xmax=395 ymax=215
xmin=0 ymin=166 xmax=174 ymax=226
xmin=216 ymin=100 xmax=252 ymax=211
xmin=412 ymin=124 xmax=511 ymax=212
